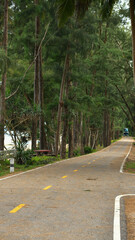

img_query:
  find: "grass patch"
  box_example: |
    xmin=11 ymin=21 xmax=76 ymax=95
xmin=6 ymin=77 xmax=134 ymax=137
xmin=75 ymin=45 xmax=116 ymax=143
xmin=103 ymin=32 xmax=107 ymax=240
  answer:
xmin=124 ymin=161 xmax=135 ymax=173
xmin=0 ymin=155 xmax=61 ymax=177
xmin=111 ymin=138 xmax=121 ymax=144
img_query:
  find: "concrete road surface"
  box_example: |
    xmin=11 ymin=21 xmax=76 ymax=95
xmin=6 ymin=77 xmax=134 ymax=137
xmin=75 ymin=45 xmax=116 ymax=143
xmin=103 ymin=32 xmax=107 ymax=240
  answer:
xmin=0 ymin=137 xmax=134 ymax=240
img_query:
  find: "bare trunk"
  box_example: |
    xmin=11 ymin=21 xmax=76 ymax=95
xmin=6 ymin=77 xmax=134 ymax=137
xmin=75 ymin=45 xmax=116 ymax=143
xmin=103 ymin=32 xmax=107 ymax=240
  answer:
xmin=107 ymin=112 xmax=111 ymax=146
xmin=103 ymin=77 xmax=111 ymax=147
xmin=130 ymin=0 xmax=135 ymax=86
xmin=0 ymin=0 xmax=8 ymax=150
xmin=61 ymin=111 xmax=68 ymax=159
xmin=88 ymin=129 xmax=92 ymax=147
xmin=103 ymin=110 xmax=108 ymax=147
xmin=61 ymin=71 xmax=70 ymax=159
xmin=85 ymin=118 xmax=89 ymax=146
xmin=116 ymin=130 xmax=120 ymax=139
xmin=111 ymin=119 xmax=115 ymax=140
xmin=115 ymin=84 xmax=134 ymax=123
xmin=80 ymin=113 xmax=84 ymax=154
xmin=39 ymin=50 xmax=47 ymax=149
xmin=55 ymin=51 xmax=69 ymax=156
xmin=74 ymin=113 xmax=80 ymax=149
xmin=32 ymin=0 xmax=39 ymax=149
xmin=92 ymin=130 xmax=99 ymax=149
xmin=68 ymin=120 xmax=74 ymax=158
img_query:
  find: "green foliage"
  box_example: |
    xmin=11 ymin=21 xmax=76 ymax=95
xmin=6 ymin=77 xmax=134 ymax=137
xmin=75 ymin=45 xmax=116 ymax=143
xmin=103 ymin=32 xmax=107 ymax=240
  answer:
xmin=73 ymin=148 xmax=81 ymax=156
xmin=56 ymin=0 xmax=75 ymax=27
xmin=124 ymin=161 xmax=135 ymax=173
xmin=15 ymin=141 xmax=33 ymax=165
xmin=1 ymin=0 xmax=133 ymax=154
xmin=0 ymin=160 xmax=10 ymax=177
xmin=30 ymin=156 xmax=60 ymax=165
xmin=101 ymin=0 xmax=118 ymax=19
xmin=84 ymin=146 xmax=92 ymax=154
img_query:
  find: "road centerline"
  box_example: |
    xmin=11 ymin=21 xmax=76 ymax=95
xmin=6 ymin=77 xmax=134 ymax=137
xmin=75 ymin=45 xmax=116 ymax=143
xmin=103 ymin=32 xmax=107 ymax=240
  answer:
xmin=9 ymin=204 xmax=26 ymax=213
xmin=62 ymin=176 xmax=67 ymax=178
xmin=43 ymin=185 xmax=52 ymax=190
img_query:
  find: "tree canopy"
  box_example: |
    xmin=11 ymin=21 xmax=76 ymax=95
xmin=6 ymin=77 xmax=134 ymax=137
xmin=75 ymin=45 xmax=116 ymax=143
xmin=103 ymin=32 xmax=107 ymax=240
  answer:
xmin=0 ymin=0 xmax=134 ymax=157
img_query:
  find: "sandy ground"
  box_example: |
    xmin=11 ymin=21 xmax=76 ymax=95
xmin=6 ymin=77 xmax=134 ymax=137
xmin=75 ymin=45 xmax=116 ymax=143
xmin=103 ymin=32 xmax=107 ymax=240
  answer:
xmin=125 ymin=197 xmax=135 ymax=240
xmin=124 ymin=143 xmax=135 ymax=173
xmin=124 ymin=144 xmax=135 ymax=240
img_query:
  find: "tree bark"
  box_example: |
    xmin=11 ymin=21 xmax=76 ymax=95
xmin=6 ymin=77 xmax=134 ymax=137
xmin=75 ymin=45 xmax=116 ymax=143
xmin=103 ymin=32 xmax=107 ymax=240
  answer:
xmin=74 ymin=113 xmax=80 ymax=149
xmin=115 ymin=84 xmax=135 ymax=123
xmin=103 ymin=110 xmax=111 ymax=147
xmin=80 ymin=113 xmax=84 ymax=154
xmin=32 ymin=0 xmax=40 ymax=149
xmin=61 ymin=77 xmax=70 ymax=158
xmin=55 ymin=51 xmax=69 ymax=156
xmin=130 ymin=0 xmax=135 ymax=86
xmin=39 ymin=50 xmax=47 ymax=149
xmin=0 ymin=0 xmax=8 ymax=150
xmin=61 ymin=109 xmax=68 ymax=159
xmin=107 ymin=112 xmax=111 ymax=146
xmin=68 ymin=120 xmax=74 ymax=158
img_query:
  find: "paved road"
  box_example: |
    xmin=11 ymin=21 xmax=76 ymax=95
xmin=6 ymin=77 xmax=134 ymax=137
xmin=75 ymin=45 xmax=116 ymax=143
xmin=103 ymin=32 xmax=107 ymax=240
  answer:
xmin=0 ymin=137 xmax=135 ymax=240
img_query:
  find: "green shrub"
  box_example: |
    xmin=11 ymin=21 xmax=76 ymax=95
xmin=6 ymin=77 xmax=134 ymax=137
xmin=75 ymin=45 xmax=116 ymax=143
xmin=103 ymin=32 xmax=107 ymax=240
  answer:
xmin=31 ymin=156 xmax=59 ymax=165
xmin=84 ymin=146 xmax=92 ymax=154
xmin=15 ymin=147 xmax=33 ymax=165
xmin=0 ymin=159 xmax=10 ymax=166
xmin=73 ymin=148 xmax=81 ymax=156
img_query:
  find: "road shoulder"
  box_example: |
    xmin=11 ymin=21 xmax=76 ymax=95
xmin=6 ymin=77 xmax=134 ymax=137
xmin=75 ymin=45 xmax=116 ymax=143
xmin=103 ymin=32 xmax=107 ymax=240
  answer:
xmin=125 ymin=197 xmax=135 ymax=240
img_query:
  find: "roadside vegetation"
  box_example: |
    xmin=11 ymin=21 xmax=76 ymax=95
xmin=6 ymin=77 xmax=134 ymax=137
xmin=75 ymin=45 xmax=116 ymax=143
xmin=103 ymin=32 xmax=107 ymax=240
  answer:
xmin=124 ymin=143 xmax=135 ymax=173
xmin=0 ymin=156 xmax=60 ymax=177
xmin=0 ymin=0 xmax=135 ymax=181
xmin=0 ymin=144 xmax=103 ymax=177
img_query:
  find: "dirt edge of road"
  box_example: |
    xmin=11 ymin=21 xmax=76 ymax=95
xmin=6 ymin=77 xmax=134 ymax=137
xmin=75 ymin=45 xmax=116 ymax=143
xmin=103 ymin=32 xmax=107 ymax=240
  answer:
xmin=123 ymin=143 xmax=135 ymax=240
xmin=125 ymin=197 xmax=135 ymax=240
xmin=124 ymin=143 xmax=135 ymax=174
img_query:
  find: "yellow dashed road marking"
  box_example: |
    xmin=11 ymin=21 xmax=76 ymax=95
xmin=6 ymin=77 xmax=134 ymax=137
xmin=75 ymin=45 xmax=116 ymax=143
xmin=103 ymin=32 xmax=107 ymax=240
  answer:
xmin=43 ymin=185 xmax=52 ymax=190
xmin=88 ymin=162 xmax=91 ymax=164
xmin=62 ymin=176 xmax=67 ymax=178
xmin=9 ymin=204 xmax=26 ymax=213
xmin=82 ymin=165 xmax=86 ymax=167
xmin=73 ymin=170 xmax=78 ymax=172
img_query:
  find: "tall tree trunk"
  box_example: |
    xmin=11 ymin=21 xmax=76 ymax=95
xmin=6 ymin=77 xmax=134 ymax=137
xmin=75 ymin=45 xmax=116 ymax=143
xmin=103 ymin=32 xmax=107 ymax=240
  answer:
xmin=39 ymin=50 xmax=47 ymax=149
xmin=32 ymin=0 xmax=40 ymax=149
xmin=103 ymin=110 xmax=107 ymax=147
xmin=55 ymin=51 xmax=69 ymax=156
xmin=68 ymin=120 xmax=74 ymax=158
xmin=80 ymin=113 xmax=84 ymax=154
xmin=61 ymin=108 xmax=68 ymax=159
xmin=111 ymin=119 xmax=115 ymax=140
xmin=61 ymin=71 xmax=70 ymax=158
xmin=0 ymin=0 xmax=8 ymax=150
xmin=107 ymin=112 xmax=111 ymax=146
xmin=74 ymin=113 xmax=80 ymax=149
xmin=103 ymin=78 xmax=107 ymax=147
xmin=103 ymin=110 xmax=111 ymax=147
xmin=130 ymin=0 xmax=135 ymax=86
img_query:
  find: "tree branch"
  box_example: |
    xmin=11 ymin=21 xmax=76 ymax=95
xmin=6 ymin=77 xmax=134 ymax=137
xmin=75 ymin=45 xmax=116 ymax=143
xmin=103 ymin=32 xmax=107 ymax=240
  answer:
xmin=5 ymin=22 xmax=50 ymax=101
xmin=114 ymin=84 xmax=135 ymax=124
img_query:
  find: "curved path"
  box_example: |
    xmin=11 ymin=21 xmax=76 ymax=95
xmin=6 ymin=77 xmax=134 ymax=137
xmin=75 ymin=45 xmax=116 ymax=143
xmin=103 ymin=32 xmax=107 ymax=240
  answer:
xmin=0 ymin=137 xmax=134 ymax=240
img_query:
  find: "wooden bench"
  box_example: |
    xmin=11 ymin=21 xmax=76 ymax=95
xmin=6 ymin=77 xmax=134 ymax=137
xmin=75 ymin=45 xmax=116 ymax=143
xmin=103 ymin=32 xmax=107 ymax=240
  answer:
xmin=34 ymin=150 xmax=51 ymax=156
xmin=0 ymin=149 xmax=16 ymax=173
